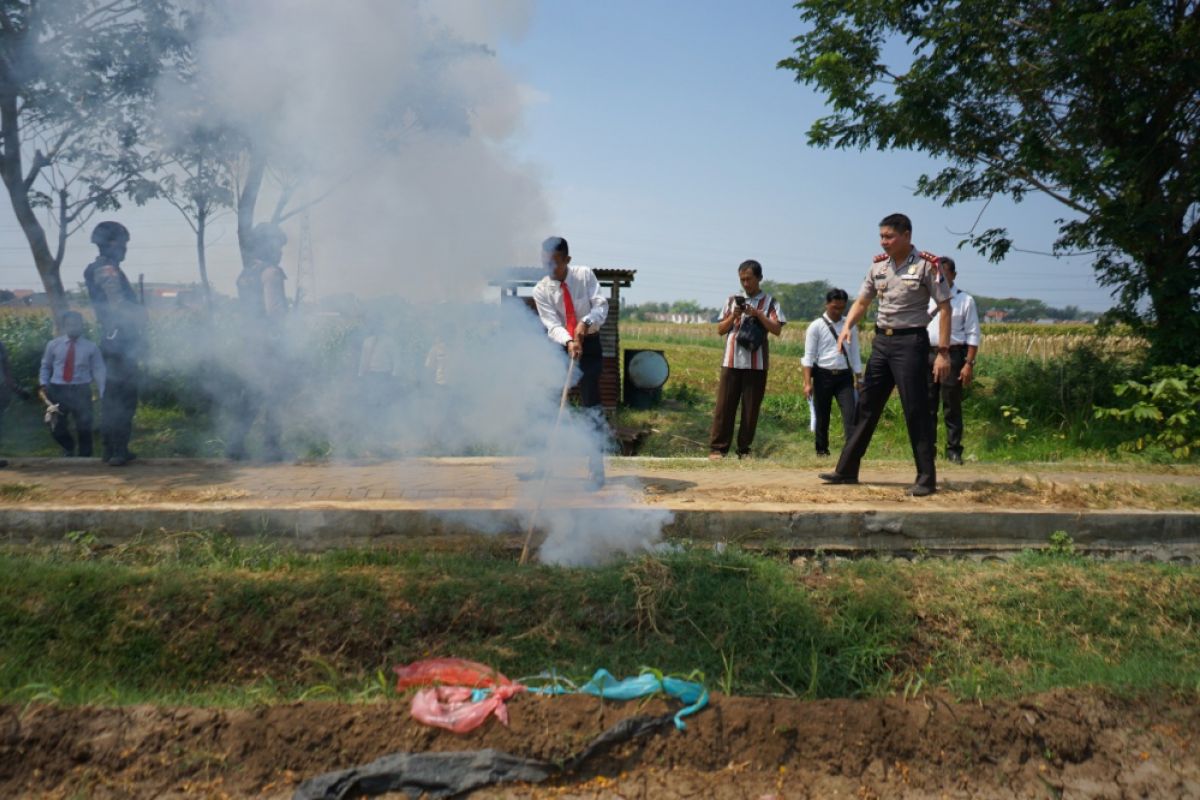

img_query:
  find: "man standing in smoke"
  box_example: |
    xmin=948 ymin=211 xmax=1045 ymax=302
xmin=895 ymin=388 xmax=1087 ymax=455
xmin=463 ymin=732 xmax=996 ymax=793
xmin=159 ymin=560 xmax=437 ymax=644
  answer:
xmin=84 ymin=221 xmax=145 ymax=467
xmin=225 ymin=223 xmax=290 ymax=461
xmin=532 ymin=236 xmax=607 ymax=488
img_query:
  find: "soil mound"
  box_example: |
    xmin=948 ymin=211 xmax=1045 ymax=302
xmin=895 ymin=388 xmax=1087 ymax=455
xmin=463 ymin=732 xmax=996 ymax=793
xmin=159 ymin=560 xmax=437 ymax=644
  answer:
xmin=2 ymin=689 xmax=1196 ymax=798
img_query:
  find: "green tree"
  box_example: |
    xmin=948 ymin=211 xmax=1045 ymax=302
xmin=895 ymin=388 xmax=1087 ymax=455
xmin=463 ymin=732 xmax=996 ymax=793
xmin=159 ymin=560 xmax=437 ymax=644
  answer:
xmin=761 ymin=279 xmax=833 ymax=322
xmin=0 ymin=1 xmax=183 ymax=323
xmin=780 ymin=0 xmax=1199 ymax=364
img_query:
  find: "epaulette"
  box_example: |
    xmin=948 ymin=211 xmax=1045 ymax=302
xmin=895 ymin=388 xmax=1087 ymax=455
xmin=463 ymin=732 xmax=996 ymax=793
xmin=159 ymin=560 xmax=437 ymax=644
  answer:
xmin=919 ymin=250 xmax=939 ymax=264
xmin=872 ymin=253 xmax=888 ymax=263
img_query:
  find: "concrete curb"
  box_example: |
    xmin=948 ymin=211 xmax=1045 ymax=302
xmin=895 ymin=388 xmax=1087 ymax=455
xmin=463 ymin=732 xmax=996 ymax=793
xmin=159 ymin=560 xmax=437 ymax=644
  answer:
xmin=1 ymin=506 xmax=1197 ymax=559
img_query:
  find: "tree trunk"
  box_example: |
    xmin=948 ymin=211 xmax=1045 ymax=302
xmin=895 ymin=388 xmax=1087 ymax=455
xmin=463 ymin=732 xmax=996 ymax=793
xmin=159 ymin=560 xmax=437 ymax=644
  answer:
xmin=237 ymin=149 xmax=268 ymax=269
xmin=0 ymin=91 xmax=68 ymax=326
xmin=196 ymin=209 xmax=213 ymax=314
xmin=1139 ymin=238 xmax=1199 ymax=366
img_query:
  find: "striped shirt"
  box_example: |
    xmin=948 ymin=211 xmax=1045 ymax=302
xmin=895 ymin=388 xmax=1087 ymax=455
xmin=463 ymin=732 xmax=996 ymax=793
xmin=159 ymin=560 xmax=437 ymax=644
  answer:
xmin=719 ymin=292 xmax=786 ymax=370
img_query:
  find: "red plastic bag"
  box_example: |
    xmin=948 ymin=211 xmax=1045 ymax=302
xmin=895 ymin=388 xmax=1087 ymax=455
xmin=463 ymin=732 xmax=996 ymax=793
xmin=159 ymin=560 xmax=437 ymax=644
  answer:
xmin=409 ymin=684 xmax=525 ymax=733
xmin=393 ymin=658 xmax=514 ymax=691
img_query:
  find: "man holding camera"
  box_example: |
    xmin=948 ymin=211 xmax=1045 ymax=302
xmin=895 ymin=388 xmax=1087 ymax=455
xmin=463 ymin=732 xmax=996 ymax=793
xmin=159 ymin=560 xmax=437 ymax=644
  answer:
xmin=709 ymin=260 xmax=786 ymax=460
xmin=819 ymin=214 xmax=951 ymax=495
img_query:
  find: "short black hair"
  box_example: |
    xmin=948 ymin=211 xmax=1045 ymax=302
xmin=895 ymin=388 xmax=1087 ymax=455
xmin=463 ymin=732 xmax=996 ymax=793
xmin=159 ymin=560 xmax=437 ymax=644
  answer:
xmin=60 ymin=310 xmax=84 ymax=326
xmin=939 ymin=256 xmax=957 ymax=272
xmin=542 ymin=236 xmax=569 ymax=257
xmin=878 ymin=213 xmax=912 ymax=234
xmin=738 ymin=259 xmax=763 ymax=279
xmin=825 ymin=288 xmax=849 ymax=303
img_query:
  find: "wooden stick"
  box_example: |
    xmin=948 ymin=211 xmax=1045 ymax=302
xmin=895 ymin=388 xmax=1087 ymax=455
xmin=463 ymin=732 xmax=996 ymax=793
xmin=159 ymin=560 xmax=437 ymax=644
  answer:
xmin=518 ymin=354 xmax=577 ymax=565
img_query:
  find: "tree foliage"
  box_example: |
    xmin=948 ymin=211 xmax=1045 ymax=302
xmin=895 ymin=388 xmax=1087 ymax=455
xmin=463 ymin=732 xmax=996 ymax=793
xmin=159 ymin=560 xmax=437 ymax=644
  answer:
xmin=780 ymin=0 xmax=1200 ymax=364
xmin=0 ymin=0 xmax=184 ymax=320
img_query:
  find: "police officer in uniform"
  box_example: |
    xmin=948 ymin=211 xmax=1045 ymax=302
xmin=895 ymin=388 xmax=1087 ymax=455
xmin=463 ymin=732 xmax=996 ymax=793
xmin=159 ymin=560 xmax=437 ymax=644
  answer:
xmin=819 ymin=213 xmax=951 ymax=496
xmin=84 ymin=221 xmax=145 ymax=467
xmin=225 ymin=222 xmax=290 ymax=461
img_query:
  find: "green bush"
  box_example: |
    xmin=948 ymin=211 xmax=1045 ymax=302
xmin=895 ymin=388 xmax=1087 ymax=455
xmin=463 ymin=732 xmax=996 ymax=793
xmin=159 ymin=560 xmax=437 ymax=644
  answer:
xmin=1094 ymin=364 xmax=1200 ymax=459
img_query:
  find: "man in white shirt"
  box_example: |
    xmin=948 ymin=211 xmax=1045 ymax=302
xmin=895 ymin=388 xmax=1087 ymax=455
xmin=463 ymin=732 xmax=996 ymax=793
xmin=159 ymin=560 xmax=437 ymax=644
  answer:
xmin=38 ymin=311 xmax=106 ymax=458
xmin=926 ymin=257 xmax=981 ymax=464
xmin=532 ymin=236 xmax=609 ymax=487
xmin=802 ymin=288 xmax=862 ymax=456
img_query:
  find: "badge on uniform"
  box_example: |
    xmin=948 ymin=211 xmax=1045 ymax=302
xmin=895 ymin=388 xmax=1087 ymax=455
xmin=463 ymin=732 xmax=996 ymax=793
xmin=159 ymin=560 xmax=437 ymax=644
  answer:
xmin=907 ymin=265 xmax=917 ymax=275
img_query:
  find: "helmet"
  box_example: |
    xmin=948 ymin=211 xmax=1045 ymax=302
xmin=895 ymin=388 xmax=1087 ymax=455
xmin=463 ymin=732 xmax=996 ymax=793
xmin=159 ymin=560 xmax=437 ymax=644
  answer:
xmin=90 ymin=221 xmax=130 ymax=246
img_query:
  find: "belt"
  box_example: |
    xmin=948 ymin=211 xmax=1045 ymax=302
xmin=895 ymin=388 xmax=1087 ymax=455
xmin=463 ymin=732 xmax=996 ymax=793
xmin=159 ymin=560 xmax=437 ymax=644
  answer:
xmin=875 ymin=326 xmax=925 ymax=337
xmin=930 ymin=344 xmax=969 ymax=351
xmin=814 ymin=366 xmax=849 ymax=375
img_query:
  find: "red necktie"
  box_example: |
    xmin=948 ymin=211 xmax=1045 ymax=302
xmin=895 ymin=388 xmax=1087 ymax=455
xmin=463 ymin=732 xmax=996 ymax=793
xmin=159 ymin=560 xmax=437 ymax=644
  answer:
xmin=560 ymin=280 xmax=578 ymax=341
xmin=63 ymin=339 xmax=76 ymax=383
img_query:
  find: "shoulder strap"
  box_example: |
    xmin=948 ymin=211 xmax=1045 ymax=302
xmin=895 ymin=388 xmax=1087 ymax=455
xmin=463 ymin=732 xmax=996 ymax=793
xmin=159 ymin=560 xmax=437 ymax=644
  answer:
xmin=820 ymin=316 xmax=853 ymax=371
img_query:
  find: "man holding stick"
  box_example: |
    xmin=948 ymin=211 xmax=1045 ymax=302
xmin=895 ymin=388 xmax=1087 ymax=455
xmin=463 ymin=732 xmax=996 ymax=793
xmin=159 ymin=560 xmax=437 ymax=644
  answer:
xmin=532 ymin=236 xmax=608 ymax=488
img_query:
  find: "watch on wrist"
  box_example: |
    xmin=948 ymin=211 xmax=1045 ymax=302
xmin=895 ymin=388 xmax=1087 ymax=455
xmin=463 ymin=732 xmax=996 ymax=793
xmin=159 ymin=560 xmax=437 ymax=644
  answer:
xmin=966 ymin=359 xmax=975 ymax=366
xmin=937 ymin=347 xmax=950 ymax=354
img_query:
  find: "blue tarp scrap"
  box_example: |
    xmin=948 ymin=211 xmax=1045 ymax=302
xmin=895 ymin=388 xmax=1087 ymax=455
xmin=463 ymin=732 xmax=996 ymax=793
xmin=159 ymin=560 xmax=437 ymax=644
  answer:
xmin=526 ymin=668 xmax=709 ymax=730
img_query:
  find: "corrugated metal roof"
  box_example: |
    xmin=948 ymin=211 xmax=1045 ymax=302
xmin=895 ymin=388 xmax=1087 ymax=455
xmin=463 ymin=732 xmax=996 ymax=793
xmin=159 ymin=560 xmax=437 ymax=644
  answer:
xmin=489 ymin=267 xmax=636 ymax=287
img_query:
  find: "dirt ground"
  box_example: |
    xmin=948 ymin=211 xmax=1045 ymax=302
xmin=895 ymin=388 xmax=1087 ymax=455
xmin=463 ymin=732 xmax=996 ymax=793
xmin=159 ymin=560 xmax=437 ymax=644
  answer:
xmin=2 ymin=689 xmax=1197 ymax=799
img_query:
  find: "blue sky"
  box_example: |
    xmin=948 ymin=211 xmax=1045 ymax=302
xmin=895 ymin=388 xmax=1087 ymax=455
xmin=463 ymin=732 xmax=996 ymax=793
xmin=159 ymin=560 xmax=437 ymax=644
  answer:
xmin=0 ymin=1 xmax=1114 ymax=314
xmin=499 ymin=1 xmax=1113 ymax=312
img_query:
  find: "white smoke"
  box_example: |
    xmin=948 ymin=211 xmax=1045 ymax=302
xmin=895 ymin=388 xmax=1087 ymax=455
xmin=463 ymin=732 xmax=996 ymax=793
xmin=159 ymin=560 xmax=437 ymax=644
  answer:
xmin=146 ymin=0 xmax=667 ymax=566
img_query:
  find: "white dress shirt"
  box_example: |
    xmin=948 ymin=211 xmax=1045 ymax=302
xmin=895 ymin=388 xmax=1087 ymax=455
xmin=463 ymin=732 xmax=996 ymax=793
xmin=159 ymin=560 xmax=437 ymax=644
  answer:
xmin=532 ymin=264 xmax=608 ymax=346
xmin=39 ymin=335 xmax=106 ymax=394
xmin=927 ymin=287 xmax=981 ymax=347
xmin=801 ymin=314 xmax=863 ymax=372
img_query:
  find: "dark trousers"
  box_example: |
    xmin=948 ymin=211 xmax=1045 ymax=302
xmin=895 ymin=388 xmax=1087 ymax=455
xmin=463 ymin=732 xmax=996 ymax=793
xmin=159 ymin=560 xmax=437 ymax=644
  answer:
xmin=709 ymin=367 xmax=768 ymax=455
xmin=929 ymin=346 xmax=968 ymax=457
xmin=47 ymin=383 xmax=94 ymax=457
xmin=100 ymin=353 xmax=139 ymax=458
xmin=225 ymin=381 xmax=283 ymax=459
xmin=835 ymin=330 xmax=937 ymax=489
xmin=812 ymin=367 xmax=856 ymax=454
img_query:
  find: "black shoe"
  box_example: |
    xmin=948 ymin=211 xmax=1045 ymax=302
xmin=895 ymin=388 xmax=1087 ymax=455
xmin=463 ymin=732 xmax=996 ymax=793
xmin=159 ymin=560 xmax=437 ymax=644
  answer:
xmin=108 ymin=456 xmax=128 ymax=467
xmin=0 ymin=459 xmax=8 ymax=468
xmin=816 ymin=450 xmax=831 ymax=456
xmin=947 ymin=452 xmax=963 ymax=465
xmin=819 ymin=472 xmax=858 ymax=485
xmin=906 ymin=484 xmax=935 ymax=497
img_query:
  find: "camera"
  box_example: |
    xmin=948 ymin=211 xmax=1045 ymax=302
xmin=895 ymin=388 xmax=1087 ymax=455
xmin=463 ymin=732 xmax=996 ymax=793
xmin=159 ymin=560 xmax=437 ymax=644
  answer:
xmin=733 ymin=295 xmax=746 ymax=308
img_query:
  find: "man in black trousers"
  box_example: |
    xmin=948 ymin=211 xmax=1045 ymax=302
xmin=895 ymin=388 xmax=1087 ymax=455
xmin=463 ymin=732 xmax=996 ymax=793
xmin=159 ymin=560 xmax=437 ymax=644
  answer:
xmin=820 ymin=214 xmax=951 ymax=496
xmin=84 ymin=221 xmax=145 ymax=467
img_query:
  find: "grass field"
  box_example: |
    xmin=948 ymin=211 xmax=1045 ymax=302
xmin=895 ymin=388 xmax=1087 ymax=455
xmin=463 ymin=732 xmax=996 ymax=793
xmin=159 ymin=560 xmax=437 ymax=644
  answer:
xmin=0 ymin=538 xmax=1197 ymax=706
xmin=617 ymin=322 xmax=1162 ymax=463
xmin=0 ymin=311 xmax=1176 ymax=463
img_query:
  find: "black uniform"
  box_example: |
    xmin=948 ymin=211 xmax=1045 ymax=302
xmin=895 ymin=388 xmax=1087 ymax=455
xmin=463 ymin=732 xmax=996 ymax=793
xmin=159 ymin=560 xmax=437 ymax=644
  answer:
xmin=84 ymin=257 xmax=144 ymax=462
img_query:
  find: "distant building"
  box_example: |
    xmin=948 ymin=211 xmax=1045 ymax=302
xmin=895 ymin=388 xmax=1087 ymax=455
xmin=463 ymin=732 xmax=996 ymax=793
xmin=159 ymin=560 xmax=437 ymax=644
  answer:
xmin=984 ymin=309 xmax=1008 ymax=323
xmin=643 ymin=311 xmax=714 ymax=324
